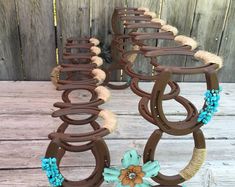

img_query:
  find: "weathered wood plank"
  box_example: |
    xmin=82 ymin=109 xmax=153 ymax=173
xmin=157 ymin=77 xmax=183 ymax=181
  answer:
xmin=0 ymin=162 xmax=234 ymax=187
xmin=159 ymin=0 xmax=197 ymax=82
xmin=0 ymin=0 xmax=23 ymax=80
xmin=161 ymin=0 xmax=196 ymax=35
xmin=0 ymin=82 xmax=233 ymax=116
xmin=218 ymin=0 xmax=235 ymax=83
xmin=126 ymin=0 xmax=161 ymax=14
xmin=91 ymin=0 xmax=125 ymax=46
xmin=17 ymin=0 xmax=56 ymax=80
xmin=125 ymin=0 xmax=161 ymax=80
xmin=184 ymin=0 xmax=230 ymax=82
xmin=0 ymin=139 xmax=234 ymax=169
xmin=0 ymin=114 xmax=234 ymax=140
xmin=56 ymin=0 xmax=90 ymax=63
xmin=90 ymin=0 xmax=126 ymax=81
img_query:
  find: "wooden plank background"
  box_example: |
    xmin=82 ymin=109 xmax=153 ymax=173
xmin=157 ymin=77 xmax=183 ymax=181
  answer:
xmin=0 ymin=0 xmax=234 ymax=82
xmin=17 ymin=0 xmax=56 ymax=80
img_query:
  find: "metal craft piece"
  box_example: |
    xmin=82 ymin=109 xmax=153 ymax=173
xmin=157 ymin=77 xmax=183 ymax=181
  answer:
xmin=43 ymin=37 xmax=117 ymax=187
xmin=42 ymin=6 xmax=223 ymax=187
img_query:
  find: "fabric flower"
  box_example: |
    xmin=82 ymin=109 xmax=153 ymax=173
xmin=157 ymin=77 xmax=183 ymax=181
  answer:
xmin=103 ymin=149 xmax=160 ymax=187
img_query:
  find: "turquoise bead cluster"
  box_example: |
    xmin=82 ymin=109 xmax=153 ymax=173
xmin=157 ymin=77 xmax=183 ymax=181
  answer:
xmin=41 ymin=157 xmax=64 ymax=187
xmin=197 ymin=86 xmax=222 ymax=124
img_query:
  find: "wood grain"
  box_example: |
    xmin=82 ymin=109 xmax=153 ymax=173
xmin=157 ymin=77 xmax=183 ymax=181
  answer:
xmin=0 ymin=114 xmax=234 ymax=140
xmin=0 ymin=82 xmax=233 ymax=115
xmin=0 ymin=81 xmax=234 ymax=186
xmin=56 ymin=0 xmax=90 ymax=63
xmin=184 ymin=0 xmax=230 ymax=82
xmin=0 ymin=0 xmax=22 ymax=80
xmin=159 ymin=0 xmax=197 ymax=82
xmin=0 ymin=139 xmax=234 ymax=169
xmin=218 ymin=0 xmax=235 ymax=82
xmin=1 ymin=162 xmax=235 ymax=186
xmin=17 ymin=0 xmax=56 ymax=80
xmin=124 ymin=0 xmax=161 ymax=81
xmin=90 ymin=0 xmax=126 ymax=81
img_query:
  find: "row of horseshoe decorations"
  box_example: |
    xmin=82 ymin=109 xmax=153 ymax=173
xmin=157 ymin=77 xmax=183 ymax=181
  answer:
xmin=41 ymin=6 xmax=222 ymax=187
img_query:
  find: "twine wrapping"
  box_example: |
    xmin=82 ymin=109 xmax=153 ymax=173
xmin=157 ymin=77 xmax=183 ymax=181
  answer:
xmin=92 ymin=69 xmax=106 ymax=85
xmin=161 ymin=25 xmax=178 ymax=36
xmin=91 ymin=46 xmax=101 ymax=55
xmin=99 ymin=110 xmax=117 ymax=133
xmin=179 ymin=148 xmax=207 ymax=180
xmin=174 ymin=35 xmax=198 ymax=50
xmin=137 ymin=7 xmax=149 ymax=12
xmin=194 ymin=50 xmax=223 ymax=69
xmin=89 ymin=38 xmax=100 ymax=46
xmin=95 ymin=86 xmax=111 ymax=102
xmin=50 ymin=65 xmax=62 ymax=87
xmin=127 ymin=45 xmax=140 ymax=64
xmin=91 ymin=56 xmax=103 ymax=67
xmin=151 ymin=18 xmax=166 ymax=26
xmin=144 ymin=11 xmax=157 ymax=18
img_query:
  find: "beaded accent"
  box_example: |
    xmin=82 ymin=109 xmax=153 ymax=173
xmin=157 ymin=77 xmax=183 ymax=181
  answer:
xmin=41 ymin=157 xmax=64 ymax=187
xmin=197 ymin=86 xmax=222 ymax=124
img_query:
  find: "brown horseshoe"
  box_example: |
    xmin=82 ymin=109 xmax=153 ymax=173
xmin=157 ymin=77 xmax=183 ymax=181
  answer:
xmin=143 ymin=129 xmax=206 ymax=185
xmin=45 ymin=137 xmax=110 ymax=187
xmin=150 ymin=54 xmax=219 ymax=135
xmin=54 ymin=84 xmax=107 ymax=108
xmin=52 ymin=107 xmax=100 ymax=125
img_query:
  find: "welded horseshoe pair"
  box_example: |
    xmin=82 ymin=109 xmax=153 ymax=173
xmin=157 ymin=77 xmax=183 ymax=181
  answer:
xmin=136 ymin=49 xmax=221 ymax=186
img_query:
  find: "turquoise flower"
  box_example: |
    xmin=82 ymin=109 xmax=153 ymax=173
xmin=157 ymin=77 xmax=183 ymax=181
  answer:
xmin=41 ymin=157 xmax=64 ymax=187
xmin=103 ymin=149 xmax=160 ymax=187
xmin=197 ymin=86 xmax=222 ymax=124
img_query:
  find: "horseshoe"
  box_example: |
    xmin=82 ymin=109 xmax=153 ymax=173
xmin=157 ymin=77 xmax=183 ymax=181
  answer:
xmin=143 ymin=129 xmax=206 ymax=185
xmin=44 ymin=137 xmax=110 ymax=187
xmin=54 ymin=84 xmax=110 ymax=108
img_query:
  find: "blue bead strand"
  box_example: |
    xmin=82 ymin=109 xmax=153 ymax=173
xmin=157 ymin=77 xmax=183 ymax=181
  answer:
xmin=197 ymin=86 xmax=222 ymax=124
xmin=41 ymin=157 xmax=64 ymax=187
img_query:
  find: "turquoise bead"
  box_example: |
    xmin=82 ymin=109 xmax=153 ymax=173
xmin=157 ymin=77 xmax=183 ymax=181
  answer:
xmin=198 ymin=86 xmax=221 ymax=124
xmin=41 ymin=157 xmax=64 ymax=187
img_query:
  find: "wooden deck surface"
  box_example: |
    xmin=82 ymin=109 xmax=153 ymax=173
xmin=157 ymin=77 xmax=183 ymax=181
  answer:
xmin=0 ymin=81 xmax=234 ymax=187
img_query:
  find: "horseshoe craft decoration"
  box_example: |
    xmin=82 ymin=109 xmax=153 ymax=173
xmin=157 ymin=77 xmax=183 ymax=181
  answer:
xmin=42 ymin=6 xmax=223 ymax=187
xmin=43 ymin=137 xmax=110 ymax=187
xmin=43 ymin=36 xmax=116 ymax=187
xmin=143 ymin=129 xmax=206 ymax=185
xmin=106 ymin=7 xmax=160 ymax=89
xmin=54 ymin=84 xmax=110 ymax=108
xmin=146 ymin=50 xmax=222 ymax=135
